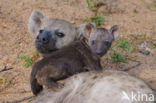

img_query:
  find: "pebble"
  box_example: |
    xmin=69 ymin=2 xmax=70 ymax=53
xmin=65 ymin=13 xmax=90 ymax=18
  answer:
xmin=139 ymin=49 xmax=150 ymax=55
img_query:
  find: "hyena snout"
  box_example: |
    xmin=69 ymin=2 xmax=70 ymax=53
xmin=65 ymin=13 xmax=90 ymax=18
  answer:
xmin=92 ymin=42 xmax=111 ymax=57
xmin=96 ymin=46 xmax=109 ymax=56
xmin=35 ymin=30 xmax=57 ymax=55
xmin=36 ymin=30 xmax=51 ymax=44
xmin=96 ymin=49 xmax=106 ymax=57
xmin=96 ymin=43 xmax=111 ymax=56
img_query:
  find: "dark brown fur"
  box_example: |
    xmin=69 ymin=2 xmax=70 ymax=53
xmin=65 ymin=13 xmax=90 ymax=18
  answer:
xmin=30 ymin=40 xmax=102 ymax=95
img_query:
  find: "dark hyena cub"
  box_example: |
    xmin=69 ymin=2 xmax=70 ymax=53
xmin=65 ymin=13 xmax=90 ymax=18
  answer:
xmin=79 ymin=23 xmax=120 ymax=57
xmin=29 ymin=11 xmax=101 ymax=96
xmin=30 ymin=40 xmax=102 ymax=96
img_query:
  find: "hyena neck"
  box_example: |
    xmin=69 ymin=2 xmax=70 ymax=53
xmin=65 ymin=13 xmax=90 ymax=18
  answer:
xmin=41 ymin=49 xmax=58 ymax=57
xmin=72 ymin=40 xmax=97 ymax=60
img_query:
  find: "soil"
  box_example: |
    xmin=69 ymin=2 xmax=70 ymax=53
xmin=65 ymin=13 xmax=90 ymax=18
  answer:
xmin=0 ymin=0 xmax=155 ymax=102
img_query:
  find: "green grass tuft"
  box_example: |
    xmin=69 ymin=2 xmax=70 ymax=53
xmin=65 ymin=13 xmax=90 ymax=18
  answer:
xmin=133 ymin=9 xmax=139 ymax=13
xmin=86 ymin=0 xmax=105 ymax=9
xmin=86 ymin=0 xmax=95 ymax=9
xmin=88 ymin=16 xmax=105 ymax=25
xmin=0 ymin=77 xmax=7 ymax=84
xmin=18 ymin=54 xmax=34 ymax=68
xmin=116 ymin=38 xmax=136 ymax=52
xmin=18 ymin=51 xmax=40 ymax=68
xmin=105 ymin=38 xmax=136 ymax=63
xmin=111 ymin=51 xmax=128 ymax=63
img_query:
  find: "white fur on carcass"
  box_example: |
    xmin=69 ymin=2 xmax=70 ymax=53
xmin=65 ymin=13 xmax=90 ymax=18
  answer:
xmin=32 ymin=70 xmax=155 ymax=103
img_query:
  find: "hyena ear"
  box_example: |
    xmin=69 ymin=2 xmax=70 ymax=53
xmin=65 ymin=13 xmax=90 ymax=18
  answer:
xmin=110 ymin=25 xmax=120 ymax=40
xmin=85 ymin=23 xmax=96 ymax=36
xmin=28 ymin=10 xmax=47 ymax=38
xmin=77 ymin=23 xmax=96 ymax=40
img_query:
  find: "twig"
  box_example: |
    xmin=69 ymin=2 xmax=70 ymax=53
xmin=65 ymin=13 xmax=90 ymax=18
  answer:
xmin=122 ymin=59 xmax=141 ymax=71
xmin=0 ymin=66 xmax=13 ymax=73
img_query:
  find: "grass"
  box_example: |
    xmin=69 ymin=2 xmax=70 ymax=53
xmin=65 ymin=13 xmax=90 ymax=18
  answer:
xmin=18 ymin=51 xmax=40 ymax=68
xmin=18 ymin=54 xmax=34 ymax=68
xmin=0 ymin=77 xmax=7 ymax=84
xmin=104 ymin=38 xmax=136 ymax=63
xmin=88 ymin=16 xmax=105 ymax=26
xmin=133 ymin=9 xmax=139 ymax=13
xmin=86 ymin=0 xmax=95 ymax=9
xmin=105 ymin=47 xmax=129 ymax=63
xmin=86 ymin=0 xmax=105 ymax=26
xmin=111 ymin=51 xmax=128 ymax=63
xmin=116 ymin=38 xmax=136 ymax=52
xmin=86 ymin=0 xmax=105 ymax=9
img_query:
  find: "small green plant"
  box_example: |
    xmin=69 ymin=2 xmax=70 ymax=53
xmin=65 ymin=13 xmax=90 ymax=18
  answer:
xmin=111 ymin=51 xmax=128 ymax=63
xmin=133 ymin=9 xmax=139 ymax=13
xmin=88 ymin=16 xmax=105 ymax=25
xmin=86 ymin=0 xmax=105 ymax=26
xmin=0 ymin=77 xmax=7 ymax=84
xmin=86 ymin=0 xmax=95 ymax=8
xmin=18 ymin=54 xmax=34 ymax=68
xmin=118 ymin=39 xmax=130 ymax=48
xmin=18 ymin=51 xmax=40 ymax=68
xmin=86 ymin=0 xmax=105 ymax=9
xmin=116 ymin=38 xmax=136 ymax=52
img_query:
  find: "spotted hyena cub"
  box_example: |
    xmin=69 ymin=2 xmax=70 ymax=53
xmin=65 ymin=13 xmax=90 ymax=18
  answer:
xmin=79 ymin=23 xmax=120 ymax=57
xmin=30 ymin=40 xmax=102 ymax=95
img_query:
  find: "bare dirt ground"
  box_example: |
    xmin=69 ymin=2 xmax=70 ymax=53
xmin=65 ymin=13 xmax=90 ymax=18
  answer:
xmin=0 ymin=0 xmax=155 ymax=102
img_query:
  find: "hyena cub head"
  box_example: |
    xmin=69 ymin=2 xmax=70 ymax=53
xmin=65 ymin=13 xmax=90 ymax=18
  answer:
xmin=28 ymin=10 xmax=78 ymax=56
xmin=79 ymin=23 xmax=120 ymax=57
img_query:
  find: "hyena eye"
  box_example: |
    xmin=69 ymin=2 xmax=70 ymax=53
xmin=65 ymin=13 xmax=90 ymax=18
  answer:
xmin=56 ymin=32 xmax=65 ymax=38
xmin=104 ymin=41 xmax=111 ymax=46
xmin=91 ymin=40 xmax=96 ymax=45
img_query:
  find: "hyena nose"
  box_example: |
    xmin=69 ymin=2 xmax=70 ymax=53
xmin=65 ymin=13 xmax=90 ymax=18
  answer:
xmin=96 ymin=49 xmax=106 ymax=57
xmin=37 ymin=31 xmax=50 ymax=44
xmin=96 ymin=49 xmax=102 ymax=55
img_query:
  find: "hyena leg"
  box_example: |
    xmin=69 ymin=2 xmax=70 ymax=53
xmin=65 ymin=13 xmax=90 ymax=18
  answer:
xmin=38 ymin=76 xmax=63 ymax=90
xmin=31 ymin=77 xmax=43 ymax=95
